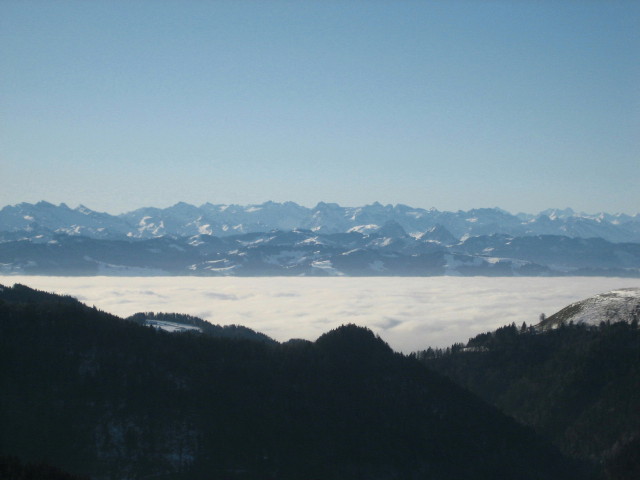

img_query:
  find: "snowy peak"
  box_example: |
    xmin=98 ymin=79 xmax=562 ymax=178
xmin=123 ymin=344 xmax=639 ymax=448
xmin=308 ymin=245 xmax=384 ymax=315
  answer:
xmin=375 ymin=220 xmax=408 ymax=238
xmin=0 ymin=201 xmax=130 ymax=239
xmin=418 ymin=225 xmax=458 ymax=245
xmin=540 ymin=207 xmax=576 ymax=220
xmin=539 ymin=288 xmax=640 ymax=329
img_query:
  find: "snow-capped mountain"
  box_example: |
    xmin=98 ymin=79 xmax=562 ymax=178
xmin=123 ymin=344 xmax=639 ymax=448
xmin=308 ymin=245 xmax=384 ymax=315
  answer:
xmin=1 ymin=201 xmax=639 ymax=243
xmin=1 ymin=201 xmax=639 ymax=276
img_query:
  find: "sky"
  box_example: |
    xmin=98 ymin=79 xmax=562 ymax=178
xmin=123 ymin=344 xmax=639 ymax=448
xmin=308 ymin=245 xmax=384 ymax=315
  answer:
xmin=1 ymin=276 xmax=637 ymax=352
xmin=1 ymin=1 xmax=639 ymax=215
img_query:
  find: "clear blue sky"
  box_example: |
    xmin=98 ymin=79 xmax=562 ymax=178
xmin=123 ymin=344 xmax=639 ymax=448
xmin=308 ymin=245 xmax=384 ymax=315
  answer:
xmin=1 ymin=1 xmax=638 ymax=214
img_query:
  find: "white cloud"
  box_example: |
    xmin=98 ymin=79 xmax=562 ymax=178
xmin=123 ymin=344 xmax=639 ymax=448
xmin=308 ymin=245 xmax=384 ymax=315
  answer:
xmin=2 ymin=276 xmax=638 ymax=352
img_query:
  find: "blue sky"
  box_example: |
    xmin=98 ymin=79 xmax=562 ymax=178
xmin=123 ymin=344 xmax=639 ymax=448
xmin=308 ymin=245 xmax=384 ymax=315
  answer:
xmin=1 ymin=1 xmax=638 ymax=214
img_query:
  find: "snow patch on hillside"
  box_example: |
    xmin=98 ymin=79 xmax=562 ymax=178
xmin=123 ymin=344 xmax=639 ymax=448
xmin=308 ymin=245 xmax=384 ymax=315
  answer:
xmin=145 ymin=319 xmax=202 ymax=333
xmin=544 ymin=288 xmax=640 ymax=328
xmin=311 ymin=260 xmax=343 ymax=276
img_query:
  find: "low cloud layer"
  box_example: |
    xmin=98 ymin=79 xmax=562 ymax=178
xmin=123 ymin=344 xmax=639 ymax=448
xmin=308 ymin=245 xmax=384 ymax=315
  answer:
xmin=2 ymin=276 xmax=638 ymax=352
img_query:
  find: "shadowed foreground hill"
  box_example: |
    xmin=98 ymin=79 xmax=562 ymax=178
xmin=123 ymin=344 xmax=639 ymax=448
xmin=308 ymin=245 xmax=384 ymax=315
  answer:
xmin=0 ymin=455 xmax=90 ymax=480
xmin=418 ymin=290 xmax=640 ymax=478
xmin=0 ymin=284 xmax=586 ymax=479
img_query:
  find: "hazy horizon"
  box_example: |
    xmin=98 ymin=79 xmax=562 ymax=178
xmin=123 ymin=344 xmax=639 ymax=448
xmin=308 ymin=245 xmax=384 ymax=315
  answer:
xmin=3 ymin=199 xmax=638 ymax=217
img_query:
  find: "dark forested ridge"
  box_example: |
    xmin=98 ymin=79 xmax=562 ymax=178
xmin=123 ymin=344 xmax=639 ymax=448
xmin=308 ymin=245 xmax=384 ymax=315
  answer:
xmin=0 ymin=283 xmax=588 ymax=480
xmin=418 ymin=321 xmax=640 ymax=479
xmin=127 ymin=311 xmax=277 ymax=344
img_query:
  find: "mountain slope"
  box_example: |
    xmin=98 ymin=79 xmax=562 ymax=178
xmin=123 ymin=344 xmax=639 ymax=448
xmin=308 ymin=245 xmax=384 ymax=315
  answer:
xmin=538 ymin=288 xmax=640 ymax=329
xmin=419 ymin=290 xmax=640 ymax=468
xmin=0 ymin=283 xmax=586 ymax=480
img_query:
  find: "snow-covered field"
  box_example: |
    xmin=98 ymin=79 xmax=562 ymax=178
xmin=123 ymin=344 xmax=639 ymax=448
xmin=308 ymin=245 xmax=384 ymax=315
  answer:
xmin=1 ymin=276 xmax=638 ymax=352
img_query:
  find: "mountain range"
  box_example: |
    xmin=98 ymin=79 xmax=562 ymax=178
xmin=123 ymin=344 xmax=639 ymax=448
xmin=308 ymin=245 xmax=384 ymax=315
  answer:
xmin=1 ymin=201 xmax=639 ymax=276
xmin=2 ymin=201 xmax=639 ymax=241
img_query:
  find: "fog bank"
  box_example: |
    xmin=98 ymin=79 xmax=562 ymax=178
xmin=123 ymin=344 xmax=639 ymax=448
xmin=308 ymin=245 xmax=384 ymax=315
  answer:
xmin=2 ymin=276 xmax=637 ymax=352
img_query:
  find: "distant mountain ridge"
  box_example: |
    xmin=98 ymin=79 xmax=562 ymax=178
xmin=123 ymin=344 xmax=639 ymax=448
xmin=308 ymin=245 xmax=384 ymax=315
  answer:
xmin=1 ymin=201 xmax=639 ymax=276
xmin=2 ymin=201 xmax=639 ymax=243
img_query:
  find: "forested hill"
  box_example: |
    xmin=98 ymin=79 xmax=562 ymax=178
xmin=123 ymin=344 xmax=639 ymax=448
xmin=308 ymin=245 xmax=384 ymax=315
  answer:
xmin=126 ymin=311 xmax=277 ymax=344
xmin=0 ymin=283 xmax=586 ymax=480
xmin=418 ymin=319 xmax=640 ymax=478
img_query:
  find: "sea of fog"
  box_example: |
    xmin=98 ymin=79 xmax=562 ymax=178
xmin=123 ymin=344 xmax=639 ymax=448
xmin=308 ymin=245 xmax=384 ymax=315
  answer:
xmin=2 ymin=276 xmax=638 ymax=352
